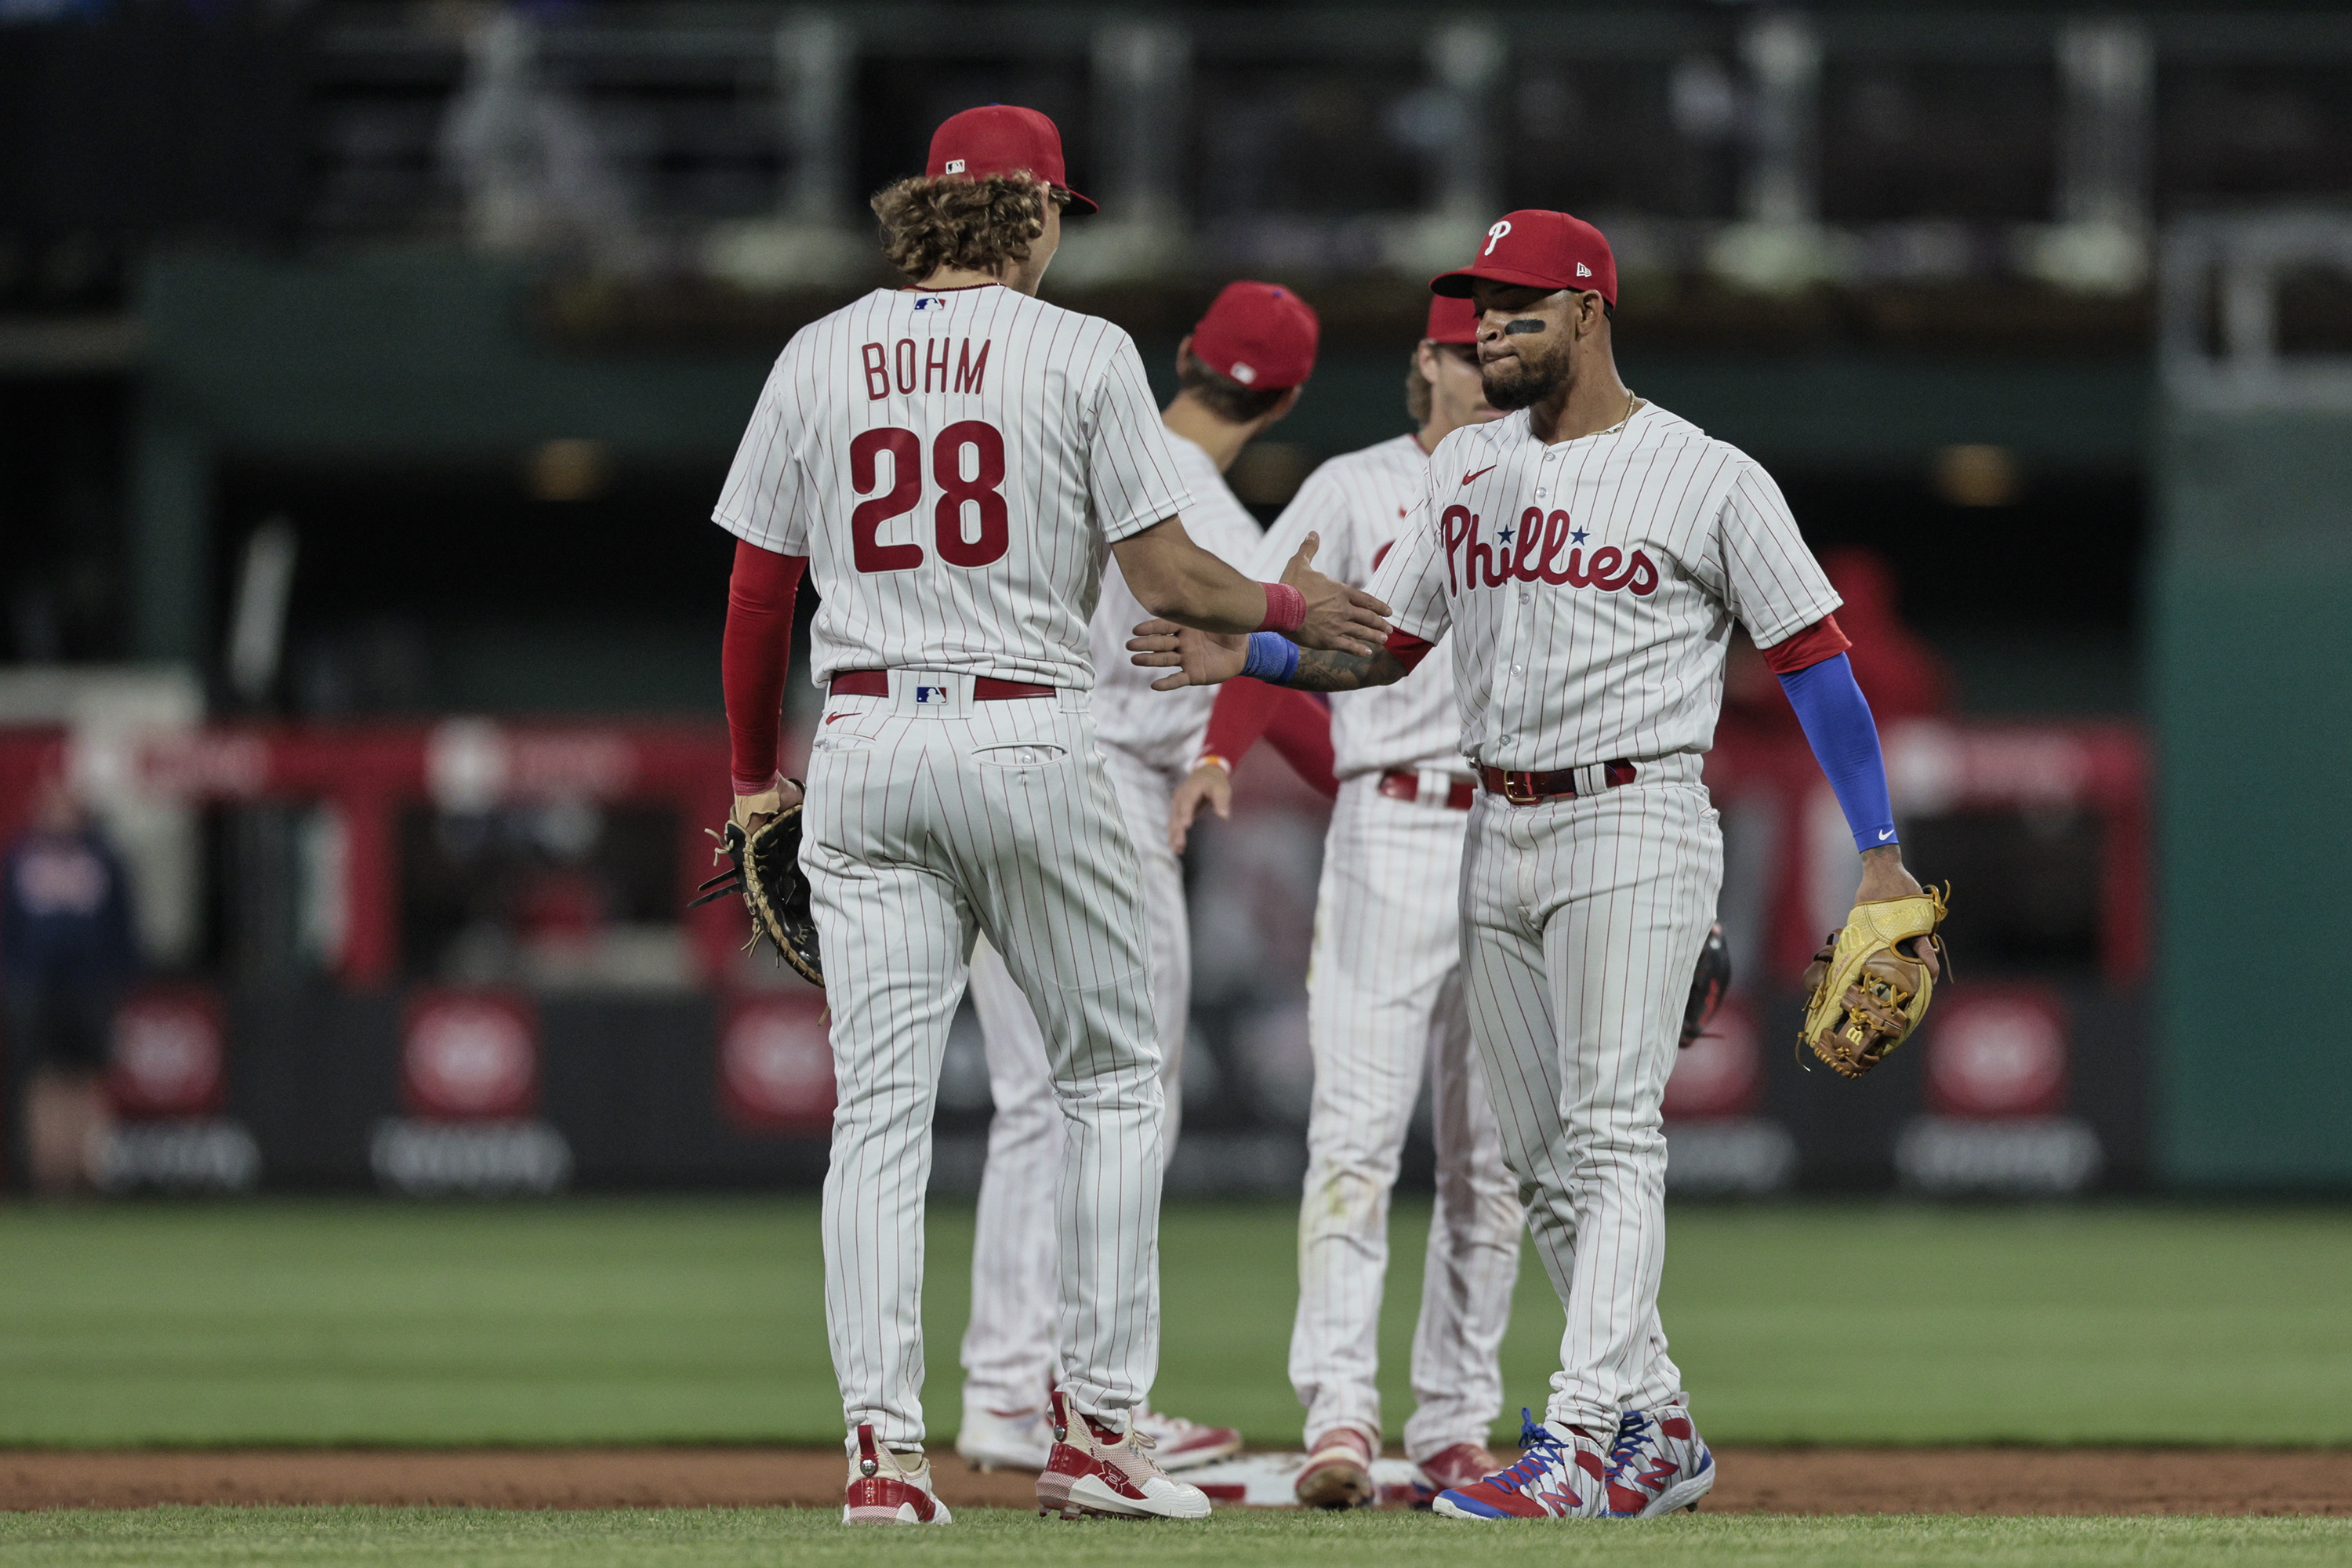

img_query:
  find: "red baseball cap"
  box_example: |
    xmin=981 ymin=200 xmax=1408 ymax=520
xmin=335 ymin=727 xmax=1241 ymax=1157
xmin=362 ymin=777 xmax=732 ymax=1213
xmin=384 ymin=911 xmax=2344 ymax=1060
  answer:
xmin=1425 ymin=293 xmax=1480 ymax=345
xmin=926 ymin=105 xmax=1097 ymax=214
xmin=1431 ymin=209 xmax=1617 ymax=307
xmin=1190 ymin=281 xmax=1319 ymax=391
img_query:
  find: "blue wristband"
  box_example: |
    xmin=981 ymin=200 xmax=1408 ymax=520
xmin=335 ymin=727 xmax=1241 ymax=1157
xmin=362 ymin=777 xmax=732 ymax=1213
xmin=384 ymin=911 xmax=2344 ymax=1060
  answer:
xmin=1240 ymin=631 xmax=1301 ymax=685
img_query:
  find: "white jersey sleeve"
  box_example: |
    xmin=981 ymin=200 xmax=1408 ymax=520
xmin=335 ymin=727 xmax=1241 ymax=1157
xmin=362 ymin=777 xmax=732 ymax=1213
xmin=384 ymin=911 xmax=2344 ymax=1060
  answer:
xmin=713 ymin=355 xmax=815 ymax=556
xmin=1699 ymin=459 xmax=1842 ymax=649
xmin=1265 ymin=434 xmax=1468 ymax=779
xmin=1086 ymin=339 xmax=1193 ymax=543
xmin=1370 ymin=478 xmax=1455 ymax=648
xmin=1090 ymin=432 xmax=1265 ymax=774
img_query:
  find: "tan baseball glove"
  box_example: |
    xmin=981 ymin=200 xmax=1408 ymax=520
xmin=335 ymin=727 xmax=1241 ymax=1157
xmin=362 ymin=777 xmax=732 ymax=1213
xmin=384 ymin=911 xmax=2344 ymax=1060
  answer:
xmin=689 ymin=785 xmax=822 ymax=987
xmin=1798 ymin=885 xmax=1950 ymax=1079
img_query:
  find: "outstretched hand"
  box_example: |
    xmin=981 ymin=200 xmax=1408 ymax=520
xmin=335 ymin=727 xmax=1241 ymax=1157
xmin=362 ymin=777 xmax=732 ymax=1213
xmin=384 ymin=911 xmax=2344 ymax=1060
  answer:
xmin=1284 ymin=533 xmax=1392 ymax=656
xmin=1167 ymin=760 xmax=1233 ymax=854
xmin=1128 ymin=620 xmax=1247 ymax=691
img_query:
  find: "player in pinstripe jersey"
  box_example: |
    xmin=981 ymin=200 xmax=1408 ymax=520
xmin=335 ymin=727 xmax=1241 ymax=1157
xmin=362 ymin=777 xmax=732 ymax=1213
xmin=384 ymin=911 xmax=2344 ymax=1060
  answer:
xmin=955 ymin=281 xmax=1329 ymax=1478
xmin=710 ymin=106 xmax=1392 ymax=1526
xmin=1162 ymin=293 xmax=1523 ymax=1507
xmin=1131 ymin=209 xmax=1939 ymax=1523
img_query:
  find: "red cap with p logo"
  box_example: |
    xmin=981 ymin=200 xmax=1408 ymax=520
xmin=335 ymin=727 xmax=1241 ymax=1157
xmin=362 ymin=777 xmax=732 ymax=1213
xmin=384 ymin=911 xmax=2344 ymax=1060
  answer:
xmin=926 ymin=105 xmax=1098 ymax=214
xmin=1430 ymin=209 xmax=1617 ymax=307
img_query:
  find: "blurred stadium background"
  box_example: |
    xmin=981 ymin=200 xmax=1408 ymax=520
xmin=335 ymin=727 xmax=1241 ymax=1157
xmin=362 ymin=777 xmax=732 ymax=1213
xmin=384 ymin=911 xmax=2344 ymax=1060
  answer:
xmin=1 ymin=0 xmax=2347 ymax=1213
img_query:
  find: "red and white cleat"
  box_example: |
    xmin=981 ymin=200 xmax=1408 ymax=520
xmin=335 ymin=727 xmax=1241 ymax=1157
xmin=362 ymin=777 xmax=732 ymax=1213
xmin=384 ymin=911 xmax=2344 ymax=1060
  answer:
xmin=1603 ymin=1403 xmax=1715 ymax=1518
xmin=1414 ymin=1442 xmax=1505 ymax=1501
xmin=841 ymin=1424 xmax=953 ymax=1525
xmin=1430 ymin=1411 xmax=1611 ymax=1521
xmin=1035 ymin=1389 xmax=1212 ymax=1520
xmin=1134 ymin=1407 xmax=1243 ymax=1472
xmin=956 ymin=1403 xmax=1052 ymax=1472
xmin=1294 ymin=1425 xmax=1377 ymax=1509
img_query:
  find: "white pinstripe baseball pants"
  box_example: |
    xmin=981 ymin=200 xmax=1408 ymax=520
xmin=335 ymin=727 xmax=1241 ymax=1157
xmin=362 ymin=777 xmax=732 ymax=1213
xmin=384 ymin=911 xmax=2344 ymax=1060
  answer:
xmin=801 ymin=673 xmax=1166 ymax=1447
xmin=1290 ymin=775 xmax=1524 ymax=1461
xmin=1457 ymin=756 xmax=1721 ymax=1436
xmin=958 ymin=741 xmax=1189 ymax=1416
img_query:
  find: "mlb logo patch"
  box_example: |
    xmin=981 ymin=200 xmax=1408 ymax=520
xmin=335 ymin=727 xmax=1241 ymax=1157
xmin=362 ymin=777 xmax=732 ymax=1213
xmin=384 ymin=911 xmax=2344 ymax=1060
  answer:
xmin=944 ymin=158 xmax=966 ymax=175
xmin=915 ymin=685 xmax=948 ymax=705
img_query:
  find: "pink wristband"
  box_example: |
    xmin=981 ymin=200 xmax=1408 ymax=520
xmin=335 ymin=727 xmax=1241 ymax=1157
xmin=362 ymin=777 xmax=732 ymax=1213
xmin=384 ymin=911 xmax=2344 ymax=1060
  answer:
xmin=1257 ymin=581 xmax=1306 ymax=635
xmin=733 ymin=770 xmax=782 ymax=800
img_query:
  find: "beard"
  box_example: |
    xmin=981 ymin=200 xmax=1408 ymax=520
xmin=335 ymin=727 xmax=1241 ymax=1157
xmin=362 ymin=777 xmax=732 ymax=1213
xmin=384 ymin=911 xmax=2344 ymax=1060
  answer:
xmin=1479 ymin=349 xmax=1570 ymax=412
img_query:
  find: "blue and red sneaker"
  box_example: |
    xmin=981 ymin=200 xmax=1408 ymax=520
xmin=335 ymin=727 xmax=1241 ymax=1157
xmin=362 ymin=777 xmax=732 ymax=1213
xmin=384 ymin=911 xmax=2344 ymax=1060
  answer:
xmin=1430 ymin=1411 xmax=1612 ymax=1521
xmin=1602 ymin=1403 xmax=1715 ymax=1518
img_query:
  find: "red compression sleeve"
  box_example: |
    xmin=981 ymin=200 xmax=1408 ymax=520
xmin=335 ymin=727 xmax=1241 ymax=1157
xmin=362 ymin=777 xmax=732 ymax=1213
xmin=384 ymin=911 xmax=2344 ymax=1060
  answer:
xmin=1261 ymin=689 xmax=1339 ymax=799
xmin=722 ymin=539 xmax=807 ymax=796
xmin=1198 ymin=677 xmax=1286 ymax=766
xmin=1759 ymin=614 xmax=1853 ymax=676
xmin=1384 ymin=628 xmax=1436 ymax=672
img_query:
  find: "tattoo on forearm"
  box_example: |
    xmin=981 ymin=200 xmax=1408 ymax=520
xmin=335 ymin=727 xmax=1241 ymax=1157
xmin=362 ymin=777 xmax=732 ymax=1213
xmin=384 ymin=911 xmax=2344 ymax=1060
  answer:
xmin=1287 ymin=648 xmax=1406 ymax=692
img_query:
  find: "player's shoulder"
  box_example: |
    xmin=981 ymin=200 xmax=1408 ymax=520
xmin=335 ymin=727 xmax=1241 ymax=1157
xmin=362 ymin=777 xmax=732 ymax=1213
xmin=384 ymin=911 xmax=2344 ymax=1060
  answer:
xmin=1314 ymin=431 xmax=1426 ymax=487
xmin=1627 ymin=401 xmax=1753 ymax=469
xmin=1428 ymin=413 xmax=1516 ymax=475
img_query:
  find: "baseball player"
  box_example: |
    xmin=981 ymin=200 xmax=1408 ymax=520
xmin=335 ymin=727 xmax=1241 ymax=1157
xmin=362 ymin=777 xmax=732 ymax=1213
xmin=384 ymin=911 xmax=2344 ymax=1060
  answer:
xmin=955 ymin=281 xmax=1330 ymax=1476
xmin=1131 ymin=209 xmax=1938 ymax=1523
xmin=1162 ymin=293 xmax=1523 ymax=1508
xmin=711 ymin=105 xmax=1391 ymax=1525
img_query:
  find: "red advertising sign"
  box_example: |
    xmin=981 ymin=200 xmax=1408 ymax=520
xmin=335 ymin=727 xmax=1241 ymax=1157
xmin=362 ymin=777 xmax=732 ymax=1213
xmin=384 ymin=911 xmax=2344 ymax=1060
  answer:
xmin=1924 ymin=987 xmax=2070 ymax=1119
xmin=1662 ymin=996 xmax=1761 ymax=1120
xmin=109 ymin=986 xmax=227 ymax=1119
xmin=401 ymin=990 xmax=539 ymax=1120
xmin=719 ymin=993 xmax=836 ymax=1134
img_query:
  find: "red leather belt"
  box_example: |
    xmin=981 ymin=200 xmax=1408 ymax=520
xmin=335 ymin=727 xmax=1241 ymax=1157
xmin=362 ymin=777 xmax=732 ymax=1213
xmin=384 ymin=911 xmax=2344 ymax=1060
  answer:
xmin=1475 ymin=759 xmax=1639 ymax=805
xmin=1378 ymin=770 xmax=1476 ymax=811
xmin=829 ymin=670 xmax=1055 ymax=700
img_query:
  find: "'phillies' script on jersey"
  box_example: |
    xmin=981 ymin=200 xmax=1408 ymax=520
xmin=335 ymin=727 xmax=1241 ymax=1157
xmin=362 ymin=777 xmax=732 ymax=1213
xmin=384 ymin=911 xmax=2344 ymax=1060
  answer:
xmin=1370 ymin=401 xmax=1840 ymax=773
xmin=713 ymin=284 xmax=1194 ymax=691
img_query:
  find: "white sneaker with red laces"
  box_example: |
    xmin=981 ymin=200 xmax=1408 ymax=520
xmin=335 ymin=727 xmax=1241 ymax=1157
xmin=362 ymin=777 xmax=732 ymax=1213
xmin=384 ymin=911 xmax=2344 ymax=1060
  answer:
xmin=1603 ymin=1403 xmax=1715 ymax=1518
xmin=1035 ymin=1389 xmax=1212 ymax=1520
xmin=1134 ymin=1407 xmax=1243 ymax=1472
xmin=840 ymin=1424 xmax=953 ymax=1525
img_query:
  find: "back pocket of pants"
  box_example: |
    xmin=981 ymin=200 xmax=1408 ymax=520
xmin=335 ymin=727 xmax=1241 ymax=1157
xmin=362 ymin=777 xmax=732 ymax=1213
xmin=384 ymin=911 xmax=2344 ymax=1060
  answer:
xmin=971 ymin=743 xmax=1068 ymax=769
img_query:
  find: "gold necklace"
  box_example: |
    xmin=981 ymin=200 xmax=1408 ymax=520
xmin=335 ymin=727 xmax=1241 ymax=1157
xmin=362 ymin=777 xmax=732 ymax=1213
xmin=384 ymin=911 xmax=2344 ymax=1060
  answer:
xmin=1597 ymin=391 xmax=1640 ymax=437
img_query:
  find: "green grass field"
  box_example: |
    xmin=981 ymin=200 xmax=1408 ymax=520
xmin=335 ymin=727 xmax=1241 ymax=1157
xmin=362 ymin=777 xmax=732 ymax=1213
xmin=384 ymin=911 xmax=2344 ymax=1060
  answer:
xmin=4 ymin=1197 xmax=2350 ymax=1450
xmin=4 ymin=1508 xmax=2351 ymax=1568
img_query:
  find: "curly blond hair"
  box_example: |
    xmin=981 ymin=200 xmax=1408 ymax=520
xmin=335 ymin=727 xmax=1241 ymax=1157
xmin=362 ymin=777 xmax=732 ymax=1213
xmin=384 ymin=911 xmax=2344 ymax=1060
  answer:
xmin=870 ymin=173 xmax=1049 ymax=283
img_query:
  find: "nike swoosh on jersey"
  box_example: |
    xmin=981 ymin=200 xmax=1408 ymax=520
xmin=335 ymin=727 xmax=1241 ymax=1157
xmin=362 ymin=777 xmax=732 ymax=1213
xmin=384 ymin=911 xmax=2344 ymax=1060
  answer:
xmin=1461 ymin=465 xmax=1497 ymax=486
xmin=824 ymin=711 xmax=851 ymax=725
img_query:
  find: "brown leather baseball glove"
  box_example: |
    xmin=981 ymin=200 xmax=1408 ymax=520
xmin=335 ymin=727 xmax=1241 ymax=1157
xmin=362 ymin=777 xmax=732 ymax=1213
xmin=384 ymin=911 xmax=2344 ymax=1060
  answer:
xmin=1798 ymin=885 xmax=1949 ymax=1078
xmin=690 ymin=786 xmax=822 ymax=987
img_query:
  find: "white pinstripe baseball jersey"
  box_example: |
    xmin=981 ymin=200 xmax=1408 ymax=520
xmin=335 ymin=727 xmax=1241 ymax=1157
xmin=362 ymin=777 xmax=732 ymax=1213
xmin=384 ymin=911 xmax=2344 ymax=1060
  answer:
xmin=713 ymin=283 xmax=1193 ymax=690
xmin=1088 ymin=434 xmax=1266 ymax=773
xmin=1369 ymin=401 xmax=1841 ymax=771
xmin=1251 ymin=434 xmax=1463 ymax=780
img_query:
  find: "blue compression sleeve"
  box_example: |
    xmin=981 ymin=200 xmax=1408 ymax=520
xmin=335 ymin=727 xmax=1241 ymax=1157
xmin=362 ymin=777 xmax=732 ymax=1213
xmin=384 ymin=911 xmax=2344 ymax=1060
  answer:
xmin=1776 ymin=654 xmax=1898 ymax=852
xmin=1240 ymin=631 xmax=1300 ymax=684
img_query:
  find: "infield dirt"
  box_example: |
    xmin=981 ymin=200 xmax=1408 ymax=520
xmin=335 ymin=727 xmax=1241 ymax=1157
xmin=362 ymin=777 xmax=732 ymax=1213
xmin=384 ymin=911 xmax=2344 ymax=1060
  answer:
xmin=5 ymin=1448 xmax=2348 ymax=1516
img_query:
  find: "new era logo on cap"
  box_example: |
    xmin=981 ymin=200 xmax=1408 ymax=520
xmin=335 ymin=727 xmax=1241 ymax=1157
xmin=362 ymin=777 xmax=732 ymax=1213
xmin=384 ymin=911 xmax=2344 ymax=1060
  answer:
xmin=1432 ymin=209 xmax=1619 ymax=307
